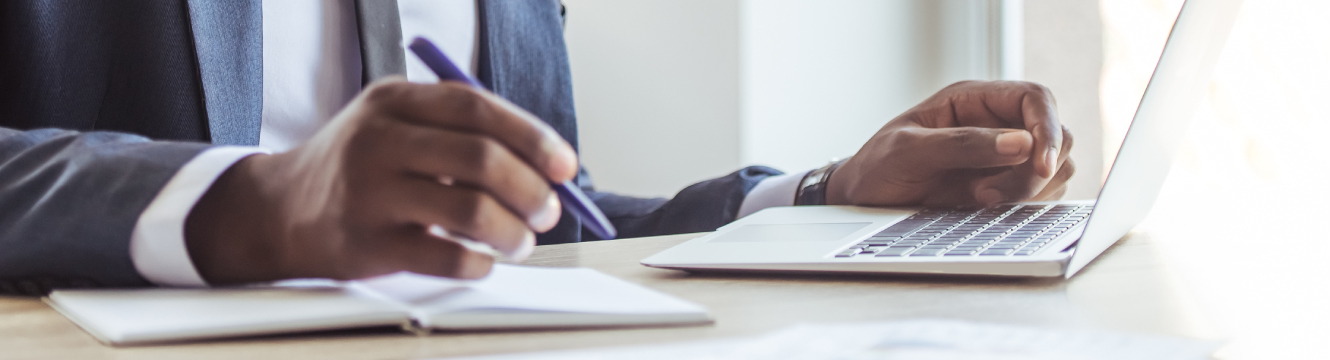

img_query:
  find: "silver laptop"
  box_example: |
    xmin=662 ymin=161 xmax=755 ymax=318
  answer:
xmin=642 ymin=0 xmax=1244 ymax=278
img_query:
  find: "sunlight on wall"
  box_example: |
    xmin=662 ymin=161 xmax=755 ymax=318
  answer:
xmin=1101 ymin=0 xmax=1330 ymax=358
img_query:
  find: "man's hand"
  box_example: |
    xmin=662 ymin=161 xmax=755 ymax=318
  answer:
xmin=184 ymin=79 xmax=577 ymax=285
xmin=827 ymin=80 xmax=1075 ymax=207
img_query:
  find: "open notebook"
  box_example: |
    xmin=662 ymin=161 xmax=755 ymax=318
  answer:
xmin=45 ymin=265 xmax=711 ymax=345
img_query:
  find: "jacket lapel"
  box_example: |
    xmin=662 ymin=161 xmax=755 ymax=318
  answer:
xmin=186 ymin=0 xmax=263 ymax=146
xmin=354 ymin=0 xmax=407 ymax=85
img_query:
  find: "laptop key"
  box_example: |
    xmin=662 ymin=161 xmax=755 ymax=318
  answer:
xmin=876 ymin=220 xmax=932 ymax=236
xmin=836 ymin=248 xmax=863 ymax=257
xmin=908 ymin=247 xmax=947 ymax=256
xmin=959 ymin=238 xmax=990 ymax=245
xmin=875 ymin=247 xmax=914 ymax=256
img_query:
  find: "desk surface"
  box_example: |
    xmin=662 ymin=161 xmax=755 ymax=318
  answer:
xmin=1 ymin=231 xmax=1214 ymax=359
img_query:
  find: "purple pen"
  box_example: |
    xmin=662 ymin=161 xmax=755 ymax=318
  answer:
xmin=409 ymin=37 xmax=617 ymax=240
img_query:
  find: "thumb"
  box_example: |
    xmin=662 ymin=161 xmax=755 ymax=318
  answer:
xmin=899 ymin=127 xmax=1033 ymax=171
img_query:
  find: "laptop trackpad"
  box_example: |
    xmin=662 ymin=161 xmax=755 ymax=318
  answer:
xmin=709 ymin=223 xmax=871 ymax=243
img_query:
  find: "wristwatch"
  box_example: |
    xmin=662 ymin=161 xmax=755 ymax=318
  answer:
xmin=794 ymin=159 xmax=845 ymax=206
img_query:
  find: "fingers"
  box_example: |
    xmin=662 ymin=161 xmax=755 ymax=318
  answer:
xmin=346 ymin=80 xmax=555 ymax=269
xmin=972 ymin=147 xmax=1076 ymax=205
xmin=391 ymin=178 xmax=537 ymax=259
xmin=1027 ymin=125 xmax=1075 ymax=201
xmin=937 ymin=81 xmax=1062 ymax=179
xmin=1015 ymin=85 xmax=1062 ymax=179
xmin=969 ymin=167 xmax=1037 ymax=205
xmin=361 ymin=80 xmax=578 ymax=183
xmin=1057 ymin=124 xmax=1074 ymax=164
xmin=354 ymin=226 xmax=496 ymax=280
xmin=961 ymin=120 xmax=1076 ymax=205
xmin=384 ymin=120 xmax=561 ymax=231
xmin=1050 ymin=186 xmax=1067 ymax=200
xmin=1031 ymin=157 xmax=1075 ymax=201
xmin=889 ymin=126 xmax=1034 ymax=172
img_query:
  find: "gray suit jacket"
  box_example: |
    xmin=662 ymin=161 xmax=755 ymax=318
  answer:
xmin=0 ymin=0 xmax=780 ymax=295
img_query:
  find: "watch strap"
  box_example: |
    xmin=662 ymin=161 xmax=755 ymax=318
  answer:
xmin=795 ymin=160 xmax=844 ymax=206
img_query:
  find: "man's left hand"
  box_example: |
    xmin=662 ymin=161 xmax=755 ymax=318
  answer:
xmin=826 ymin=80 xmax=1075 ymax=207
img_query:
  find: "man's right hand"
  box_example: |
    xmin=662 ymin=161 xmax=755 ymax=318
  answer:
xmin=184 ymin=79 xmax=577 ymax=285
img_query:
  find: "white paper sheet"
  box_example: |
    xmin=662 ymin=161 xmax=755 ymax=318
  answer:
xmin=443 ymin=319 xmax=1223 ymax=360
xmin=355 ymin=264 xmax=708 ymax=316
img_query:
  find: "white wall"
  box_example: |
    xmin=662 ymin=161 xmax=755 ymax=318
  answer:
xmin=740 ymin=0 xmax=933 ymax=173
xmin=563 ymin=0 xmax=741 ymax=198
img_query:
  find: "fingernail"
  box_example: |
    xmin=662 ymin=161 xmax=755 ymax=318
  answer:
xmin=995 ymin=131 xmax=1030 ymax=156
xmin=428 ymin=224 xmax=450 ymax=238
xmin=1044 ymin=148 xmax=1059 ymax=178
xmin=976 ymin=188 xmax=1004 ymax=205
xmin=507 ymin=231 xmax=536 ymax=263
xmin=529 ymin=192 xmax=561 ymax=231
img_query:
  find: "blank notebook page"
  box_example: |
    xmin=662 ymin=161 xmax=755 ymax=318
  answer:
xmin=356 ymin=264 xmax=707 ymax=316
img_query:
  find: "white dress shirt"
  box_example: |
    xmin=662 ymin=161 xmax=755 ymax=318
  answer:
xmin=129 ymin=0 xmax=804 ymax=286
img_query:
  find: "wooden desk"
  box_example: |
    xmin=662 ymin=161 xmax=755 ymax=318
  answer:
xmin=0 ymin=231 xmax=1214 ymax=359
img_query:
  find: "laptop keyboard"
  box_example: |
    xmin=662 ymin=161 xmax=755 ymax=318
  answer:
xmin=835 ymin=204 xmax=1093 ymax=258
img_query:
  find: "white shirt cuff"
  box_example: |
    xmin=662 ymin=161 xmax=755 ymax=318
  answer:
xmin=737 ymin=170 xmax=811 ymax=219
xmin=130 ymin=146 xmax=270 ymax=287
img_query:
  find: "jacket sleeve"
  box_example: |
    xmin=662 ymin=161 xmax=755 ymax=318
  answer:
xmin=0 ymin=127 xmax=209 ymax=295
xmin=580 ymin=166 xmax=783 ymax=240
